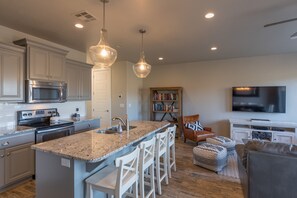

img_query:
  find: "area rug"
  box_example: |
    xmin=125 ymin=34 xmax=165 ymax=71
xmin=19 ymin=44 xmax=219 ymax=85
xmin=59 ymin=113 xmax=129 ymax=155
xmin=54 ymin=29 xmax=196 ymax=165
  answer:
xmin=218 ymin=152 xmax=239 ymax=179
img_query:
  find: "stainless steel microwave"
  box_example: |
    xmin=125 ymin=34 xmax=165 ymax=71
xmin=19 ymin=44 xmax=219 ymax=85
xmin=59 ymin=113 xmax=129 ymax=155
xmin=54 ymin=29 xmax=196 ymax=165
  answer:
xmin=26 ymin=80 xmax=67 ymax=103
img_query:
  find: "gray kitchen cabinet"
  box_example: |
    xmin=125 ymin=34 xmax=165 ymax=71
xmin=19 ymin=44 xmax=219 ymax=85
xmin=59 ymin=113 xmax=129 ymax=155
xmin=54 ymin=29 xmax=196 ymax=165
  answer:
xmin=0 ymin=42 xmax=25 ymax=102
xmin=66 ymin=59 xmax=92 ymax=101
xmin=0 ymin=131 xmax=35 ymax=189
xmin=0 ymin=150 xmax=4 ymax=187
xmin=74 ymin=118 xmax=100 ymax=134
xmin=13 ymin=38 xmax=68 ymax=81
xmin=5 ymin=142 xmax=34 ymax=184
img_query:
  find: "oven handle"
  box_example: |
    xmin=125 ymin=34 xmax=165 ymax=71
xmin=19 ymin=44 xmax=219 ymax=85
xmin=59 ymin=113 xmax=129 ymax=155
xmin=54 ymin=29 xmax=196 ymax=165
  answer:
xmin=37 ymin=125 xmax=74 ymax=134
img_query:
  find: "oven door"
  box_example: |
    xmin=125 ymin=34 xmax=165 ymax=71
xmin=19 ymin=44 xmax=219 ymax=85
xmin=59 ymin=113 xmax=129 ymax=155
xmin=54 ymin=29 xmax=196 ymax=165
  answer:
xmin=36 ymin=126 xmax=74 ymax=143
xmin=26 ymin=80 xmax=67 ymax=103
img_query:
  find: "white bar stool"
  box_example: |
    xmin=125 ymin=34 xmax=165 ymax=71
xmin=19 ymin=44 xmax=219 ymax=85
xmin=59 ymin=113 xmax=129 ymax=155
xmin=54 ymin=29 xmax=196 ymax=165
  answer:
xmin=155 ymin=130 xmax=169 ymax=195
xmin=167 ymin=125 xmax=177 ymax=178
xmin=85 ymin=147 xmax=140 ymax=198
xmin=139 ymin=137 xmax=156 ymax=198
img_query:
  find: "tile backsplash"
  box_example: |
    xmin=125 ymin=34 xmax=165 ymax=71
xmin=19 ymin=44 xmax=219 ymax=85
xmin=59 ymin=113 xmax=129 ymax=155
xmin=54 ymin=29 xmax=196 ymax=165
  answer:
xmin=0 ymin=101 xmax=87 ymax=127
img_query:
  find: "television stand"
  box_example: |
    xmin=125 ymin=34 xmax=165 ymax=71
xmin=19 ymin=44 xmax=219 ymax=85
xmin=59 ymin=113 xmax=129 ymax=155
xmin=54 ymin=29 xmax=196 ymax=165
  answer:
xmin=250 ymin=118 xmax=270 ymax=122
xmin=229 ymin=119 xmax=297 ymax=144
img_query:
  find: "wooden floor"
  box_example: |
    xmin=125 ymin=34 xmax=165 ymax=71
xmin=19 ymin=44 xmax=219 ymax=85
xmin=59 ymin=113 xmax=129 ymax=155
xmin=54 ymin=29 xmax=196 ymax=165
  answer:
xmin=0 ymin=138 xmax=243 ymax=198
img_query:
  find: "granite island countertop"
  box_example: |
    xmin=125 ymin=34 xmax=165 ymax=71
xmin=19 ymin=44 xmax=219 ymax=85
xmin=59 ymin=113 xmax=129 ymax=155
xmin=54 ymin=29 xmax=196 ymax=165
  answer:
xmin=0 ymin=125 xmax=36 ymax=138
xmin=32 ymin=121 xmax=170 ymax=163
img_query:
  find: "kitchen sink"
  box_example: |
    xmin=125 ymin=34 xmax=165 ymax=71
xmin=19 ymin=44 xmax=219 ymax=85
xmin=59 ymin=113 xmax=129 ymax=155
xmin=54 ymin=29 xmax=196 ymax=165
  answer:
xmin=97 ymin=126 xmax=137 ymax=134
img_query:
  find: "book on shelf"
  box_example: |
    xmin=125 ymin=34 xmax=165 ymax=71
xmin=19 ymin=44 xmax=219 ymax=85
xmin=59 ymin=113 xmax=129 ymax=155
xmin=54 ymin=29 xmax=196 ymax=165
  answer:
xmin=153 ymin=103 xmax=175 ymax=111
xmin=153 ymin=93 xmax=177 ymax=100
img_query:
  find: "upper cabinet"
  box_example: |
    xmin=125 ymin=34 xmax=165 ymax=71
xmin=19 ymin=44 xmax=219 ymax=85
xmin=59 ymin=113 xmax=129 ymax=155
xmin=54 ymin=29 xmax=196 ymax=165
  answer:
xmin=14 ymin=39 xmax=68 ymax=81
xmin=0 ymin=42 xmax=25 ymax=102
xmin=65 ymin=59 xmax=92 ymax=101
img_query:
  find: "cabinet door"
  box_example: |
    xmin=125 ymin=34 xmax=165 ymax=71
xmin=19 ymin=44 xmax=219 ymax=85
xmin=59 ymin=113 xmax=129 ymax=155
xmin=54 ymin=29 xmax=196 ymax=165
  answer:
xmin=5 ymin=143 xmax=34 ymax=185
xmin=28 ymin=46 xmax=49 ymax=80
xmin=232 ymin=129 xmax=251 ymax=144
xmin=49 ymin=52 xmax=65 ymax=81
xmin=80 ymin=67 xmax=92 ymax=100
xmin=65 ymin=64 xmax=80 ymax=100
xmin=274 ymin=132 xmax=294 ymax=144
xmin=0 ymin=50 xmax=24 ymax=101
xmin=0 ymin=150 xmax=4 ymax=187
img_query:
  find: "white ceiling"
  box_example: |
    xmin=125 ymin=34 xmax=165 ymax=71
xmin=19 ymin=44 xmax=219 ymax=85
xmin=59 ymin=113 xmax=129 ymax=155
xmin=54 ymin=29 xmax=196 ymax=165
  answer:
xmin=0 ymin=0 xmax=296 ymax=65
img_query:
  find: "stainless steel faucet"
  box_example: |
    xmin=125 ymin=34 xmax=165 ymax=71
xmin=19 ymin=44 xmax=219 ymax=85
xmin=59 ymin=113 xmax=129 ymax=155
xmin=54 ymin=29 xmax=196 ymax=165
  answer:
xmin=112 ymin=117 xmax=127 ymax=127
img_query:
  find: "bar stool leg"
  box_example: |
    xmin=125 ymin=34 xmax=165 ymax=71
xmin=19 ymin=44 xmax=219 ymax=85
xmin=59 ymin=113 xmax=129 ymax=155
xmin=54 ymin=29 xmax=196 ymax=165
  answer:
xmin=150 ymin=163 xmax=156 ymax=198
xmin=172 ymin=144 xmax=176 ymax=172
xmin=168 ymin=149 xmax=172 ymax=178
xmin=164 ymin=153 xmax=169 ymax=185
xmin=156 ymin=156 xmax=162 ymax=195
xmin=86 ymin=183 xmax=93 ymax=198
xmin=140 ymin=169 xmax=145 ymax=198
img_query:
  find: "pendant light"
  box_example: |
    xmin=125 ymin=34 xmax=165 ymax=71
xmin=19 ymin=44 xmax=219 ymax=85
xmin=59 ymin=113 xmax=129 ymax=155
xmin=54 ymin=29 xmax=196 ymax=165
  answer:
xmin=89 ymin=0 xmax=117 ymax=69
xmin=133 ymin=29 xmax=151 ymax=78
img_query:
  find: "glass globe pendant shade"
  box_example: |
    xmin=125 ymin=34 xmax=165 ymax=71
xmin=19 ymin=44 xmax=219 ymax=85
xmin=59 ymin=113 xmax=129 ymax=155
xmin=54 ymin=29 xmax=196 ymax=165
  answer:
xmin=89 ymin=28 xmax=117 ymax=69
xmin=133 ymin=51 xmax=151 ymax=78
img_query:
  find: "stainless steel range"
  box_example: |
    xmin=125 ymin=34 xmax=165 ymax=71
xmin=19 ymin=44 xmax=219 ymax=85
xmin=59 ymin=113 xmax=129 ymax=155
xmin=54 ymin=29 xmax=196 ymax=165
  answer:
xmin=17 ymin=108 xmax=74 ymax=143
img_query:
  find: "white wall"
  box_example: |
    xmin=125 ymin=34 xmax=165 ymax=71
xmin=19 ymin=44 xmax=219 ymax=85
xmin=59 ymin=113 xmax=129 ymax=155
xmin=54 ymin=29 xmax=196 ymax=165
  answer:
xmin=143 ymin=53 xmax=297 ymax=137
xmin=111 ymin=61 xmax=143 ymax=124
xmin=0 ymin=25 xmax=90 ymax=127
xmin=126 ymin=62 xmax=143 ymax=120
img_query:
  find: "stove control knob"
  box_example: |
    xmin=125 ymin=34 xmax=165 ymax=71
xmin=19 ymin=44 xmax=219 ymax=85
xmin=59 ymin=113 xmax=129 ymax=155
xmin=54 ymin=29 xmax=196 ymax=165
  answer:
xmin=28 ymin=113 xmax=32 ymax=116
xmin=23 ymin=113 xmax=28 ymax=117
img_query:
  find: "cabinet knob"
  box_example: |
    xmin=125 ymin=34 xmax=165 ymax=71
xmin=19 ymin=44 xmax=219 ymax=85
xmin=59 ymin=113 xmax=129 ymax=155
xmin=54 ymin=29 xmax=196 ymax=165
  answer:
xmin=1 ymin=141 xmax=9 ymax=146
xmin=106 ymin=110 xmax=109 ymax=112
xmin=0 ymin=155 xmax=4 ymax=158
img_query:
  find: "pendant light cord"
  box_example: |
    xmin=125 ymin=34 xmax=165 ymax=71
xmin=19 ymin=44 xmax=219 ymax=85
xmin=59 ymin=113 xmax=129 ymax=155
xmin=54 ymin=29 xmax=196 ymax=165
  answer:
xmin=102 ymin=1 xmax=106 ymax=29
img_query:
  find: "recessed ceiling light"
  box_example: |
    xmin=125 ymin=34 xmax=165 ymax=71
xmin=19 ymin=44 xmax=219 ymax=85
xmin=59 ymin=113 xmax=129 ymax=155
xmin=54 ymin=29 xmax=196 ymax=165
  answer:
xmin=158 ymin=57 xmax=164 ymax=60
xmin=205 ymin=12 xmax=215 ymax=19
xmin=75 ymin=23 xmax=84 ymax=29
xmin=211 ymin=47 xmax=218 ymax=51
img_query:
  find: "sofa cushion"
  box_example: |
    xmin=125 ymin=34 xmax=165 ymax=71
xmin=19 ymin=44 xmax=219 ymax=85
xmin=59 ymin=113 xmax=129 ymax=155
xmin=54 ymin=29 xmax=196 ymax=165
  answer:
xmin=241 ymin=139 xmax=297 ymax=168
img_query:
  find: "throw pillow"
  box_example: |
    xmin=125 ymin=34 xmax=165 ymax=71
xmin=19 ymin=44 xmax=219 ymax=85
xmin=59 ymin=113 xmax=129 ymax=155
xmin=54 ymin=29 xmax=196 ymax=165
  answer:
xmin=184 ymin=120 xmax=204 ymax=131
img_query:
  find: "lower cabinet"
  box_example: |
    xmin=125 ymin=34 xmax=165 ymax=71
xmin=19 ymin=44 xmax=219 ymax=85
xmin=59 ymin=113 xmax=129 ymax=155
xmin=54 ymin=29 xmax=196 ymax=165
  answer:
xmin=0 ymin=131 xmax=35 ymax=189
xmin=74 ymin=119 xmax=100 ymax=134
xmin=274 ymin=132 xmax=295 ymax=144
xmin=66 ymin=59 xmax=92 ymax=101
xmin=0 ymin=149 xmax=4 ymax=187
xmin=232 ymin=130 xmax=251 ymax=144
xmin=4 ymin=143 xmax=34 ymax=185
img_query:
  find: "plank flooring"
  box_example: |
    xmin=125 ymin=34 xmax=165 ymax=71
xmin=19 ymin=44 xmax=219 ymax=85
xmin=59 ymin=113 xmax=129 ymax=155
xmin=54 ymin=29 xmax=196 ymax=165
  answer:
xmin=0 ymin=138 xmax=243 ymax=198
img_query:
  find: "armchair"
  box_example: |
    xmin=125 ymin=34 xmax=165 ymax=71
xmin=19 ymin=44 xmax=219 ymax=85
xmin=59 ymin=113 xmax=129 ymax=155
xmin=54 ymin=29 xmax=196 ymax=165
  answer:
xmin=182 ymin=114 xmax=215 ymax=143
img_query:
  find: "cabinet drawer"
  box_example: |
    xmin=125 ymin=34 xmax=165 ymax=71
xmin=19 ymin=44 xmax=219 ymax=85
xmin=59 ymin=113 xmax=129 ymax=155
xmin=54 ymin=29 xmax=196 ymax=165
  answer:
xmin=74 ymin=119 xmax=100 ymax=133
xmin=0 ymin=131 xmax=35 ymax=149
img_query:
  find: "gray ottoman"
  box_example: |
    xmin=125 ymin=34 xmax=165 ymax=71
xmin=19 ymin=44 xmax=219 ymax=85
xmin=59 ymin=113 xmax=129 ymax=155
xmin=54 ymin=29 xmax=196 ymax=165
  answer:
xmin=206 ymin=136 xmax=236 ymax=155
xmin=193 ymin=143 xmax=227 ymax=172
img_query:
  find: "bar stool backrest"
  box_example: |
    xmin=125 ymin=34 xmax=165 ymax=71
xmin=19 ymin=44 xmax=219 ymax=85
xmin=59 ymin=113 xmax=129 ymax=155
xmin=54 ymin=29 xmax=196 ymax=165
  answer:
xmin=167 ymin=125 xmax=177 ymax=147
xmin=140 ymin=137 xmax=156 ymax=167
xmin=115 ymin=147 xmax=140 ymax=195
xmin=156 ymin=130 xmax=168 ymax=156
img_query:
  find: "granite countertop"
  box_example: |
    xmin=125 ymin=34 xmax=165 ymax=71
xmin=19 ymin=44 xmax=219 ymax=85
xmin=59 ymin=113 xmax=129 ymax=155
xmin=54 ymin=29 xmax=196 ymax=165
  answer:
xmin=32 ymin=121 xmax=169 ymax=163
xmin=0 ymin=126 xmax=36 ymax=138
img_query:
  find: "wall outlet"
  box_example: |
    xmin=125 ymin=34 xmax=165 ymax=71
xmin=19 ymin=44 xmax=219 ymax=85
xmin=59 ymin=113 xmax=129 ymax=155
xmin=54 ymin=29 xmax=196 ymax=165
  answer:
xmin=61 ymin=158 xmax=71 ymax=168
xmin=76 ymin=108 xmax=79 ymax=112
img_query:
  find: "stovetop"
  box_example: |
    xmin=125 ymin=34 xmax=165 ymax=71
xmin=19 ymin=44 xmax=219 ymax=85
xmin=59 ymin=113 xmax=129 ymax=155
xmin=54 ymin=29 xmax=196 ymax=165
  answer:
xmin=17 ymin=108 xmax=74 ymax=131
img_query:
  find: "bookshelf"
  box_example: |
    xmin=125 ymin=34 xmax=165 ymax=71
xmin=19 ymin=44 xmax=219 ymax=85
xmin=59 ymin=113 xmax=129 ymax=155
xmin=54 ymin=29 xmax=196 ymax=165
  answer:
xmin=150 ymin=87 xmax=183 ymax=136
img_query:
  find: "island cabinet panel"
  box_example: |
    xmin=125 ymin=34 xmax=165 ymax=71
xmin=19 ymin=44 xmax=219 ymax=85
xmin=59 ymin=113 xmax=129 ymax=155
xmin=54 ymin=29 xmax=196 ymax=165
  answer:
xmin=65 ymin=59 xmax=92 ymax=101
xmin=4 ymin=142 xmax=34 ymax=185
xmin=13 ymin=38 xmax=68 ymax=81
xmin=0 ymin=150 xmax=4 ymax=187
xmin=0 ymin=43 xmax=25 ymax=102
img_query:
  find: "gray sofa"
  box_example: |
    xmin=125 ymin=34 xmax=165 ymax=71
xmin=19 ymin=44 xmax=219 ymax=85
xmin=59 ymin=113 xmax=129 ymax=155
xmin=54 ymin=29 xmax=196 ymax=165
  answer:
xmin=235 ymin=140 xmax=297 ymax=198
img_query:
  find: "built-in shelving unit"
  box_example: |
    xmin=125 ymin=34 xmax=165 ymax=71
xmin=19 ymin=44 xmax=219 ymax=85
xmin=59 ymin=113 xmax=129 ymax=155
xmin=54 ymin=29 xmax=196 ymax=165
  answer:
xmin=230 ymin=119 xmax=297 ymax=144
xmin=150 ymin=87 xmax=183 ymax=136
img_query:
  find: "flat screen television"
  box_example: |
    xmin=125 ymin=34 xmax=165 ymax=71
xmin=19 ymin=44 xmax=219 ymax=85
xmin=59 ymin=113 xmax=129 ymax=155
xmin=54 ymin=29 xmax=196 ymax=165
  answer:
xmin=232 ymin=86 xmax=286 ymax=113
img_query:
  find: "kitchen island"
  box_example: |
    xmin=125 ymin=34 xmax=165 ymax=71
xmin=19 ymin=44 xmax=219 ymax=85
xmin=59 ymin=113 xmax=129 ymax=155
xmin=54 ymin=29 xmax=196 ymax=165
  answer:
xmin=32 ymin=121 xmax=169 ymax=198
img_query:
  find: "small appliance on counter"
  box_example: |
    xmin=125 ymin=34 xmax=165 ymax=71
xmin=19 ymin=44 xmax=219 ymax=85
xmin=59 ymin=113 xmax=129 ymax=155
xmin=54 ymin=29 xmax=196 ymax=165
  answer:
xmin=50 ymin=111 xmax=60 ymax=124
xmin=71 ymin=108 xmax=80 ymax=121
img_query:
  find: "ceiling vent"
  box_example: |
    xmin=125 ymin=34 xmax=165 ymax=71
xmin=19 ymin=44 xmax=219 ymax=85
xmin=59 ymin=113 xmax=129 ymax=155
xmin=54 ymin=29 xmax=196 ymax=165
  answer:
xmin=74 ymin=10 xmax=96 ymax=22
